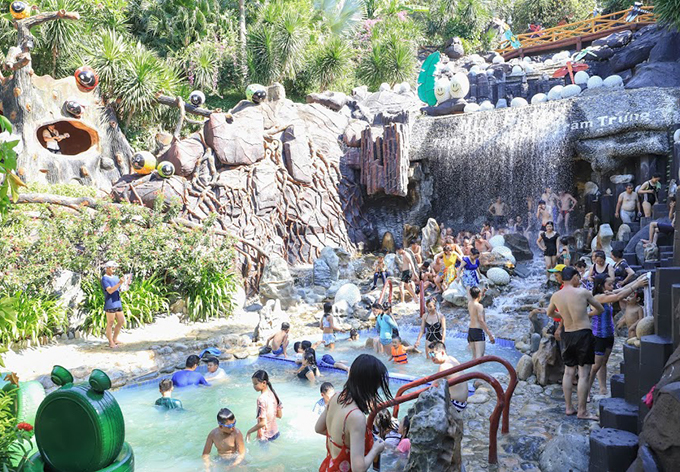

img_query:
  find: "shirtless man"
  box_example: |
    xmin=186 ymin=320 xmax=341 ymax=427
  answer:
xmin=481 ymin=222 xmax=493 ymax=240
xmin=638 ymin=173 xmax=662 ymax=217
xmin=541 ymin=187 xmax=558 ymax=220
xmin=557 ymin=191 xmax=578 ymax=233
xmin=428 ymin=341 xmax=469 ymax=413
xmin=397 ymin=247 xmax=417 ymax=303
xmin=615 ymin=183 xmax=641 ymax=224
xmin=202 ymin=408 xmax=245 ymax=467
xmin=473 ymin=234 xmax=492 ymax=253
xmin=547 ymin=267 xmax=604 ymax=420
xmin=536 ymin=200 xmax=552 ymax=231
xmin=409 ymin=239 xmax=423 ymax=265
xmin=467 ymin=287 xmax=495 ymax=359
xmin=488 ymin=197 xmax=508 ymax=229
xmin=265 ymin=322 xmax=290 ymax=357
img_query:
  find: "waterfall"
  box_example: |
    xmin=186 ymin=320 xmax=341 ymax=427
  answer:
xmin=411 ymin=100 xmax=576 ymax=226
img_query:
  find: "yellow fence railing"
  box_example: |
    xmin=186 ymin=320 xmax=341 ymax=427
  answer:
xmin=496 ymin=6 xmax=656 ymax=56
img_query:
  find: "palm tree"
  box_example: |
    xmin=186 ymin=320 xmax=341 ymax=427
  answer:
xmin=239 ymin=0 xmax=247 ymax=82
xmin=38 ymin=0 xmax=80 ymax=76
xmin=313 ymin=36 xmax=352 ymax=89
xmin=314 ymin=0 xmax=366 ymax=36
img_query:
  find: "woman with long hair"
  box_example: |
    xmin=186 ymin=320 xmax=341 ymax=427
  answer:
xmin=414 ymin=298 xmax=446 ymax=357
xmin=316 ymin=354 xmax=392 ymax=472
xmin=246 ymin=370 xmax=283 ymax=442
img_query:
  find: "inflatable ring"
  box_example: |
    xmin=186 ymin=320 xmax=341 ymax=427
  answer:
xmin=24 ymin=442 xmax=135 ymax=472
xmin=2 ymin=380 xmax=45 ymax=426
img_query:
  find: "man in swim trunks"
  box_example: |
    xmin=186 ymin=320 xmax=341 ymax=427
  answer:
xmin=547 ymin=267 xmax=604 ymax=420
xmin=265 ymin=322 xmax=290 ymax=357
xmin=467 ymin=287 xmax=495 ymax=359
xmin=397 ymin=247 xmax=417 ymax=303
xmin=557 ymin=190 xmax=578 ymax=233
xmin=541 ymin=187 xmax=559 ymax=221
xmin=536 ymin=200 xmax=552 ymax=231
xmin=615 ymin=183 xmax=641 ymax=224
xmin=171 ymin=355 xmax=210 ymax=387
xmin=488 ymin=197 xmax=508 ymax=230
xmin=638 ymin=173 xmax=662 ymax=217
xmin=428 ymin=341 xmax=469 ymax=413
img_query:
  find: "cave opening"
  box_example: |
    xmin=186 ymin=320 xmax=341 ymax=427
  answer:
xmin=36 ymin=121 xmax=99 ymax=156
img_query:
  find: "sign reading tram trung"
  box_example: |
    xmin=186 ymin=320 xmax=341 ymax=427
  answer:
xmin=569 ymin=111 xmax=651 ymax=130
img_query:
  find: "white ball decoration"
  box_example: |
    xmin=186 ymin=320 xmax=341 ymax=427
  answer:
xmin=492 ymin=55 xmax=505 ymax=64
xmin=487 ymin=267 xmax=511 ymax=285
xmin=603 ymin=75 xmax=623 ymax=88
xmin=531 ymin=93 xmax=548 ymax=104
xmin=574 ymin=70 xmax=589 ymax=85
xmin=544 ymin=59 xmax=554 ymax=66
xmin=464 ymin=103 xmax=481 ymax=113
xmin=434 ymin=77 xmax=451 ymax=104
xmin=379 ymin=82 xmax=390 ymax=92
xmin=511 ymin=65 xmax=524 ymax=76
xmin=449 ymin=72 xmax=470 ymax=99
xmin=488 ymin=235 xmax=505 ymax=248
xmin=674 ymin=129 xmax=680 ymax=143
xmin=492 ymin=246 xmax=516 ymax=265
xmin=479 ymin=100 xmax=495 ymax=111
xmin=510 ymin=97 xmax=528 ymax=107
xmin=561 ymin=84 xmax=582 ymax=98
xmin=587 ymin=76 xmax=603 ymax=88
xmin=547 ymin=85 xmax=564 ymax=100
xmin=524 ymin=64 xmax=535 ymax=74
xmin=496 ymin=99 xmax=508 ymax=108
xmin=523 ymin=56 xmax=533 ymax=63
xmin=399 ymin=82 xmax=411 ymax=94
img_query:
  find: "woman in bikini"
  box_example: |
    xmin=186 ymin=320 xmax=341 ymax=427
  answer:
xmin=536 ymin=221 xmax=560 ymax=287
xmin=414 ymin=298 xmax=446 ymax=357
xmin=316 ymin=354 xmax=390 ymax=472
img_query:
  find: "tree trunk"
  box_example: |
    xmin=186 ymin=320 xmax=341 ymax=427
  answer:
xmin=239 ymin=0 xmax=247 ymax=84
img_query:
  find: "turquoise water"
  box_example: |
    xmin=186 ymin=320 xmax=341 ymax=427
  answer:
xmin=113 ymin=335 xmax=519 ymax=471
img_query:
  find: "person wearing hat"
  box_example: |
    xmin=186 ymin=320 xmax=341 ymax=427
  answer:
xmin=546 ymin=264 xmax=567 ymax=341
xmin=101 ymin=261 xmax=128 ymax=349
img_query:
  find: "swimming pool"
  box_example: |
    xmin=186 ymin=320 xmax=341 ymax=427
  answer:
xmin=113 ymin=333 xmax=520 ymax=471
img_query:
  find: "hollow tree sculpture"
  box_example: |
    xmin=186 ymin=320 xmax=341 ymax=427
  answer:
xmin=0 ymin=10 xmax=131 ymax=190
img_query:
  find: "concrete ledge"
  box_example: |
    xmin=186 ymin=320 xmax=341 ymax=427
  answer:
xmin=589 ymin=428 xmax=638 ymax=472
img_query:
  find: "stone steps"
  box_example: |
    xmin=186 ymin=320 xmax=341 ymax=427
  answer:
xmin=652 ymin=204 xmax=668 ymax=219
xmin=610 ymin=373 xmax=625 ymax=399
xmin=599 ymin=398 xmax=639 ymax=433
xmin=589 ymin=428 xmax=639 ymax=472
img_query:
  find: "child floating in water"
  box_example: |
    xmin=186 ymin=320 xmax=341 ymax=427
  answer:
xmin=202 ymin=408 xmax=245 ymax=467
xmin=313 ymin=381 xmax=335 ymax=416
xmin=265 ymin=322 xmax=290 ymax=357
xmin=154 ymin=379 xmax=183 ymax=410
xmin=389 ymin=336 xmax=409 ymax=364
xmin=203 ymin=357 xmax=228 ymax=382
xmin=616 ymin=289 xmax=644 ymax=339
xmin=246 ymin=370 xmax=282 ymax=442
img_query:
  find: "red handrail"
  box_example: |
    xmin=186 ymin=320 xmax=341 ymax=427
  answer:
xmin=378 ymin=278 xmax=393 ymax=304
xmin=367 ymin=372 xmax=505 ymax=464
xmin=393 ymin=355 xmax=517 ymax=435
xmin=419 ymin=280 xmax=425 ymax=318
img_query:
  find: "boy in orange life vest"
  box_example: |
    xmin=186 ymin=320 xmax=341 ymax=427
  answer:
xmin=389 ymin=336 xmax=409 ymax=364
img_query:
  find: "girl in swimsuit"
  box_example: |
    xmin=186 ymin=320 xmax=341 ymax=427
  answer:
xmin=414 ymin=298 xmax=446 ymax=357
xmin=320 ymin=302 xmax=339 ymax=350
xmin=459 ymin=248 xmax=482 ymax=293
xmin=536 ymin=221 xmax=560 ymax=286
xmin=316 ymin=354 xmax=391 ymax=472
xmin=246 ymin=370 xmax=283 ymax=442
xmin=296 ymin=349 xmax=321 ymax=383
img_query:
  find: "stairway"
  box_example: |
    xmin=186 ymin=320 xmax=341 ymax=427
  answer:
xmin=588 ymin=254 xmax=679 ymax=471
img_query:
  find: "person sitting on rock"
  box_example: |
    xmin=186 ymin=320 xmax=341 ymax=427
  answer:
xmin=643 ymin=195 xmax=676 ymax=247
xmin=409 ymin=240 xmax=423 ymax=266
xmin=154 ymin=379 xmax=183 ymax=410
xmin=265 ymin=322 xmax=290 ymax=357
xmin=371 ymin=254 xmax=388 ymax=291
xmin=172 ymin=355 xmax=210 ymax=387
xmin=616 ymin=289 xmax=644 ymax=339
xmin=396 ymin=248 xmax=417 ymax=303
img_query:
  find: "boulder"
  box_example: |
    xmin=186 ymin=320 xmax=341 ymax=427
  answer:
xmin=253 ymin=298 xmax=288 ymax=341
xmin=532 ymin=335 xmax=564 ymax=386
xmin=609 ymin=40 xmax=655 ymax=73
xmin=405 ymin=380 xmax=463 ymax=472
xmin=610 ymin=174 xmax=635 ymax=184
xmin=504 ymin=233 xmax=533 ymax=261
xmin=486 ymin=267 xmax=510 ymax=285
xmin=51 ymin=270 xmax=84 ymax=330
xmin=539 ymin=434 xmax=589 ymax=472
xmin=442 ymin=281 xmax=467 ymax=308
xmin=332 ymin=299 xmax=353 ymax=317
xmin=421 ymin=218 xmax=442 ymax=257
xmin=319 ymin=247 xmax=341 ymax=280
xmin=516 ymin=354 xmax=534 ymax=381
xmin=591 ymin=223 xmax=614 ymax=256
xmin=444 ymin=37 xmax=465 ymax=60
xmin=603 ymin=75 xmax=623 ymax=88
xmin=335 ymin=283 xmax=361 ymax=307
xmin=204 ymin=109 xmax=265 ymax=165
xmin=259 ymin=255 xmax=298 ymax=309
xmin=639 ymin=381 xmax=680 ymax=471
xmin=648 ymin=30 xmax=680 ymax=62
xmin=381 ymin=232 xmax=396 ymax=253
xmin=593 ymin=30 xmax=632 ymax=49
xmin=492 ymin=246 xmax=516 ymax=265
xmin=590 ymin=46 xmax=614 ymax=61
xmin=626 ymin=62 xmax=680 ymax=89
xmin=384 ymin=254 xmax=400 ymax=277
xmin=636 ymin=317 xmax=655 ymax=338
xmin=305 ymin=91 xmax=348 ymax=111
xmin=529 ymin=309 xmax=550 ymax=335
xmin=281 ymin=125 xmax=313 ymax=184
xmin=488 ymin=235 xmax=505 ymax=248
xmin=343 ymin=120 xmax=368 ymax=147
xmin=112 ymin=173 xmax=187 ymax=209
xmin=616 ymin=224 xmax=631 ymax=243
xmin=313 ymin=258 xmax=333 ymax=288
xmin=159 ymin=133 xmax=204 ymax=177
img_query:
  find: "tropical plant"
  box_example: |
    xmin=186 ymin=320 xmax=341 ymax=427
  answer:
xmin=654 ymin=0 xmax=680 ymax=30
xmin=181 ymin=267 xmax=236 ymax=322
xmin=78 ymin=29 xmax=132 ymax=99
xmin=0 ymin=389 xmax=18 ymax=465
xmin=34 ymin=0 xmax=81 ymax=76
xmin=0 ymin=117 xmax=23 ymax=220
xmin=512 ymin=0 xmax=597 ymax=32
xmin=314 ymin=0 xmax=366 ymax=35
xmin=0 ymin=418 xmax=34 ymax=471
xmin=182 ymin=40 xmax=222 ymax=94
xmin=312 ymin=36 xmax=353 ymax=90
xmin=0 ymin=292 xmax=68 ymax=348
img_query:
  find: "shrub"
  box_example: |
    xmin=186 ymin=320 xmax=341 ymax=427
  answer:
xmin=512 ymin=0 xmax=597 ymax=32
xmin=0 ymin=293 xmax=68 ymax=348
xmin=655 ymin=0 xmax=680 ymax=30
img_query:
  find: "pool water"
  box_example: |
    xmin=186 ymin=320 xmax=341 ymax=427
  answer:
xmin=114 ymin=332 xmax=519 ymax=471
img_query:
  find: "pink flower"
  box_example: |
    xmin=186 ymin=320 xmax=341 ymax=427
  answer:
xmin=397 ymin=11 xmax=407 ymax=21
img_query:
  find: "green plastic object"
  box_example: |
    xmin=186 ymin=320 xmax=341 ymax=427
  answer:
xmin=15 ymin=381 xmax=45 ymax=426
xmin=34 ymin=368 xmax=126 ymax=472
xmin=51 ymin=365 xmax=74 ymax=386
xmin=417 ymin=51 xmax=440 ymax=106
xmin=25 ymin=442 xmax=134 ymax=472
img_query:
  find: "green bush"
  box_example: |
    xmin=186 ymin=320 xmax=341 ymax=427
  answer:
xmin=0 ymin=388 xmax=17 ymax=466
xmin=655 ymin=0 xmax=680 ymax=30
xmin=0 ymin=293 xmax=67 ymax=348
xmin=512 ymin=0 xmax=597 ymax=32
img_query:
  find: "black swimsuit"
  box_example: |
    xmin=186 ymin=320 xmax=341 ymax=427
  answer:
xmin=425 ymin=318 xmax=443 ymax=343
xmin=297 ymin=365 xmax=317 ymax=380
xmin=541 ymin=232 xmax=559 ymax=257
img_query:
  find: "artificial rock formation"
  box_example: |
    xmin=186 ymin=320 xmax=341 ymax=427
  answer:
xmin=0 ymin=11 xmax=130 ymax=190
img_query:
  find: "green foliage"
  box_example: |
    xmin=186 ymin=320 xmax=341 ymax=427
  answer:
xmin=655 ymin=0 xmax=680 ymax=30
xmin=511 ymin=0 xmax=597 ymax=32
xmin=0 ymin=117 xmax=22 ymax=219
xmin=312 ymin=36 xmax=353 ymax=90
xmin=0 ymin=293 xmax=67 ymax=348
xmin=22 ymin=183 xmax=97 ymax=198
xmin=314 ymin=0 xmax=366 ymax=36
xmin=601 ymin=0 xmax=636 ymax=15
xmin=0 ymin=389 xmax=18 ymax=466
xmin=181 ymin=267 xmax=236 ymax=322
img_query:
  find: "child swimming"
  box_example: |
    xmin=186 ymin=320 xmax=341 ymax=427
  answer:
xmin=202 ymin=408 xmax=245 ymax=467
xmin=246 ymin=370 xmax=283 ymax=442
xmin=296 ymin=349 xmax=322 ymax=383
xmin=265 ymin=322 xmax=290 ymax=357
xmin=389 ymin=336 xmax=409 ymax=364
xmin=313 ymin=382 xmax=335 ymax=415
xmin=203 ymin=357 xmax=228 ymax=382
xmin=154 ymin=379 xmax=183 ymax=410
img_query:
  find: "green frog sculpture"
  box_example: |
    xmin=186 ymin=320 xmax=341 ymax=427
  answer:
xmin=25 ymin=366 xmax=134 ymax=471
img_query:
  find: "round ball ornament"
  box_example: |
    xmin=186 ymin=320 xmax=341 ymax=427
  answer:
xmin=189 ymin=90 xmax=205 ymax=106
xmin=64 ymin=100 xmax=83 ymax=118
xmin=10 ymin=2 xmax=30 ymax=20
xmin=131 ymin=151 xmax=157 ymax=175
xmin=157 ymin=161 xmax=175 ymax=178
xmin=74 ymin=66 xmax=99 ymax=91
xmin=245 ymin=84 xmax=267 ymax=104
